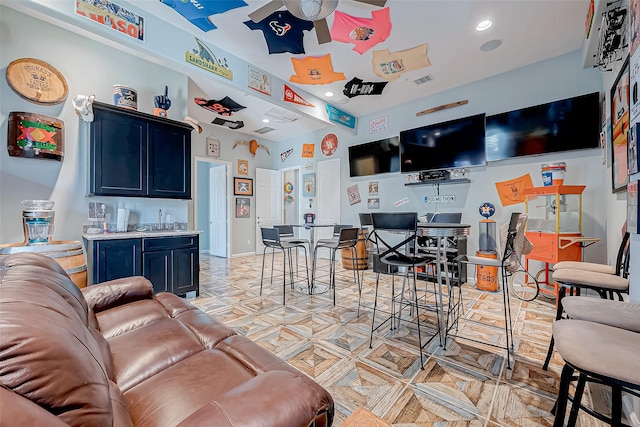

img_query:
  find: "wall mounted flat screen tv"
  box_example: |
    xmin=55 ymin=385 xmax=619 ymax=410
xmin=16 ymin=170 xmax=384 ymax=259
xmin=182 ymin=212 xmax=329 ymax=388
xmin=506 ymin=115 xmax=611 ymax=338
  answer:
xmin=399 ymin=113 xmax=487 ymax=173
xmin=348 ymin=136 xmax=400 ymax=177
xmin=485 ymin=92 xmax=600 ymax=162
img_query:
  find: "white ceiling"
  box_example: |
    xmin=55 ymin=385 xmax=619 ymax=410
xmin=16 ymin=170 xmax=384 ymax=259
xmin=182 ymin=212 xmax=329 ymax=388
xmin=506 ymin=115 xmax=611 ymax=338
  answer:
xmin=14 ymin=0 xmax=593 ymax=141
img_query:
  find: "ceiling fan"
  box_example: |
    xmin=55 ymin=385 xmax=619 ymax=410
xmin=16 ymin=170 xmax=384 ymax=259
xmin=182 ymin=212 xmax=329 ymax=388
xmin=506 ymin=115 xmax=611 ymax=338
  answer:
xmin=249 ymin=0 xmax=387 ymax=44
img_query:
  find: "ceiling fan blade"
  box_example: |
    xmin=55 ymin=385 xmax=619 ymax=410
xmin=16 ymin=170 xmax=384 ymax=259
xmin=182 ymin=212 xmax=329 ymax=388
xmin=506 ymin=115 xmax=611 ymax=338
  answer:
xmin=249 ymin=0 xmax=285 ymax=22
xmin=314 ymin=18 xmax=332 ymax=44
xmin=354 ymin=0 xmax=387 ymax=7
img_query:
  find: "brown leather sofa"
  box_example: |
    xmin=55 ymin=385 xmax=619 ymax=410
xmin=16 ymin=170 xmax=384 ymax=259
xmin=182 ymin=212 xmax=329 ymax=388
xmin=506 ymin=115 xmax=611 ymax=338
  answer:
xmin=0 ymin=252 xmax=334 ymax=426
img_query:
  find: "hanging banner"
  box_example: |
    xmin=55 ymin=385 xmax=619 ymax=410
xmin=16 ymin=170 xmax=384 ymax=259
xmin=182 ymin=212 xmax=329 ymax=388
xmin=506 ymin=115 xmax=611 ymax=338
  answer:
xmin=326 ymin=104 xmax=356 ymax=129
xmin=495 ymin=174 xmax=534 ymax=206
xmin=75 ymin=0 xmax=144 ymax=41
xmin=283 ymin=84 xmax=315 ymax=107
xmin=281 ymin=148 xmax=294 ymax=162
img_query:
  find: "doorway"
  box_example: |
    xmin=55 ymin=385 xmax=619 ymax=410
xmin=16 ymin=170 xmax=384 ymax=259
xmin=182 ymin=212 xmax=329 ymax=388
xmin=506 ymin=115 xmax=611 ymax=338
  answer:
xmin=195 ymin=157 xmax=231 ymax=258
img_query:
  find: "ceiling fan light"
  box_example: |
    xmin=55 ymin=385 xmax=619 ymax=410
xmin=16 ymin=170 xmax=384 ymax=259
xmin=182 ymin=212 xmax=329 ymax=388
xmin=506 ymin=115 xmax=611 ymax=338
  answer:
xmin=300 ymin=0 xmax=322 ymax=20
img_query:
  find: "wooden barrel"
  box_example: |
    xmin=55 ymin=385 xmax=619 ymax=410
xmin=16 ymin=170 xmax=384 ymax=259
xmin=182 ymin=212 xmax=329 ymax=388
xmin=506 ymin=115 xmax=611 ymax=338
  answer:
xmin=0 ymin=240 xmax=87 ymax=288
xmin=341 ymin=229 xmax=369 ymax=270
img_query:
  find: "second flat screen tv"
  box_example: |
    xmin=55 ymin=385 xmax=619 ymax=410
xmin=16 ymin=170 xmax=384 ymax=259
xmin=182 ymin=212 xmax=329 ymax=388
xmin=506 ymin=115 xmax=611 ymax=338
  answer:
xmin=348 ymin=136 xmax=400 ymax=177
xmin=485 ymin=92 xmax=600 ymax=161
xmin=400 ymin=113 xmax=487 ymax=173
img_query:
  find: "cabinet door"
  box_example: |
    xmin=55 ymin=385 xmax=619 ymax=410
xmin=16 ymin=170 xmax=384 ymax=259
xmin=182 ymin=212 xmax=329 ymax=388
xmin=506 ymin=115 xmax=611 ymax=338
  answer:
xmin=172 ymin=247 xmax=199 ymax=296
xmin=142 ymin=250 xmax=172 ymax=294
xmin=90 ymin=108 xmax=147 ymax=196
xmin=148 ymin=123 xmax=191 ymax=199
xmin=94 ymin=239 xmax=141 ymax=284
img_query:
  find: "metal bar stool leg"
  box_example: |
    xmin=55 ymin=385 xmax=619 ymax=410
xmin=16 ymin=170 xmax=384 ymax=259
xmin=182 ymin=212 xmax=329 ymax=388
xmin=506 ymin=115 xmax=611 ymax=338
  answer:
xmin=567 ymin=372 xmax=587 ymax=427
xmin=543 ymin=286 xmax=567 ymax=370
xmin=553 ymin=363 xmax=575 ymax=427
xmin=370 ymin=271 xmax=381 ymax=348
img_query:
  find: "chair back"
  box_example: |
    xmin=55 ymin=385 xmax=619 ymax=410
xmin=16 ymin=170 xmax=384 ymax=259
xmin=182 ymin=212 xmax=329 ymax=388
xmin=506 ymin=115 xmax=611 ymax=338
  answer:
xmin=616 ymin=232 xmax=630 ymax=278
xmin=333 ymin=224 xmax=352 ymax=236
xmin=370 ymin=212 xmax=420 ymax=265
xmin=274 ymin=225 xmax=294 ymax=237
xmin=500 ymin=212 xmax=534 ymax=273
xmin=371 ymin=212 xmax=417 ymax=232
xmin=359 ymin=213 xmax=373 ymax=227
xmin=261 ymin=227 xmax=280 ymax=245
xmin=337 ymin=227 xmax=359 ymax=248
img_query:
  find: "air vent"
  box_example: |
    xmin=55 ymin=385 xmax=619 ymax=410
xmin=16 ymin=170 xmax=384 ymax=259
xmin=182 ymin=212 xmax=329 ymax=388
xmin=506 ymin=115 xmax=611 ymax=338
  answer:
xmin=264 ymin=107 xmax=302 ymax=123
xmin=253 ymin=126 xmax=275 ymax=134
xmin=414 ymin=75 xmax=433 ymax=85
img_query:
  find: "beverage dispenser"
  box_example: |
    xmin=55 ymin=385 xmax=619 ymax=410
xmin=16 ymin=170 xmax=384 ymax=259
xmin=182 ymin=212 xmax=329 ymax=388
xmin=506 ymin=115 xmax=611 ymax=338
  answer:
xmin=21 ymin=200 xmax=55 ymax=245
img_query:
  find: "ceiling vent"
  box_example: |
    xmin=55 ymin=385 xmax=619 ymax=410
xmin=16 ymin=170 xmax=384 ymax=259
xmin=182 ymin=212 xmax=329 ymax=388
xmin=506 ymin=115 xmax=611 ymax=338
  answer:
xmin=414 ymin=75 xmax=433 ymax=85
xmin=264 ymin=107 xmax=302 ymax=123
xmin=253 ymin=126 xmax=275 ymax=134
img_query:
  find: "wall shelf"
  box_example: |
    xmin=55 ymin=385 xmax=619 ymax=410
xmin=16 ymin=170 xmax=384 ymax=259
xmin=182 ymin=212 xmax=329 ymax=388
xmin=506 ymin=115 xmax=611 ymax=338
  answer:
xmin=405 ymin=178 xmax=470 ymax=187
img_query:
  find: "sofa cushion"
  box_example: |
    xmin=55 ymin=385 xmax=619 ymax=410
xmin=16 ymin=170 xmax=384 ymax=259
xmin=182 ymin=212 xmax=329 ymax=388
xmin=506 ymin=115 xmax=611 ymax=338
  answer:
xmin=0 ymin=259 xmax=114 ymax=427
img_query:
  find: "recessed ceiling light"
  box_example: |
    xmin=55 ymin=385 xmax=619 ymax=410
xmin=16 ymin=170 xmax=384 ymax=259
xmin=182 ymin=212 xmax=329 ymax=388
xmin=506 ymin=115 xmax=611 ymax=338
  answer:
xmin=480 ymin=39 xmax=502 ymax=51
xmin=262 ymin=118 xmax=270 ymax=123
xmin=325 ymin=91 xmax=334 ymax=97
xmin=476 ymin=20 xmax=492 ymax=31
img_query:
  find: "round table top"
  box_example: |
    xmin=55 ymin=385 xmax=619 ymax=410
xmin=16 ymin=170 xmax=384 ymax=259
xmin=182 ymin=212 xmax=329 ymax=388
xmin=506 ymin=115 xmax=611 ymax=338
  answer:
xmin=417 ymin=222 xmax=471 ymax=237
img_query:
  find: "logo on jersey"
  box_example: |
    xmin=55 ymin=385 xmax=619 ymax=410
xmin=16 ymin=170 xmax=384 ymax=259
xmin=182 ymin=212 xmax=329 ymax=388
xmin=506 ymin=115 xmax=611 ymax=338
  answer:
xmin=269 ymin=21 xmax=292 ymax=36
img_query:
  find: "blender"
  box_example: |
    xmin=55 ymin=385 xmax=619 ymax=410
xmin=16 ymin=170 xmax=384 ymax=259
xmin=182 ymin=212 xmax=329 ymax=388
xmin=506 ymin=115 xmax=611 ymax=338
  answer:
xmin=21 ymin=200 xmax=55 ymax=245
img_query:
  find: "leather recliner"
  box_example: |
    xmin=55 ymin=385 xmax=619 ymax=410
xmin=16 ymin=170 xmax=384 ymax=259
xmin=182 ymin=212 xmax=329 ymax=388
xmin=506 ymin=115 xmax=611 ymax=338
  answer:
xmin=0 ymin=252 xmax=334 ymax=426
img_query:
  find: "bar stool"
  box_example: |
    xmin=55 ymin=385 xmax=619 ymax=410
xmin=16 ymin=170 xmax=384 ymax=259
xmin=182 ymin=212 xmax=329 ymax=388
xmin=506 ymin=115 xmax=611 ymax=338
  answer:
xmin=553 ymin=232 xmax=630 ymax=277
xmin=274 ymin=224 xmax=309 ymax=276
xmin=552 ymin=319 xmax=640 ymax=427
xmin=542 ymin=268 xmax=629 ymax=370
xmin=561 ymin=297 xmax=640 ymax=332
xmin=260 ymin=227 xmax=310 ymax=304
xmin=368 ymin=212 xmax=435 ymax=369
xmin=311 ymin=227 xmax=360 ymax=305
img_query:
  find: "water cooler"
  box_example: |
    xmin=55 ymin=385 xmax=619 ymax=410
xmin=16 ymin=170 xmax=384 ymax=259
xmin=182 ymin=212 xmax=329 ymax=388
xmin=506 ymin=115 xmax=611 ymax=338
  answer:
xmin=476 ymin=202 xmax=499 ymax=291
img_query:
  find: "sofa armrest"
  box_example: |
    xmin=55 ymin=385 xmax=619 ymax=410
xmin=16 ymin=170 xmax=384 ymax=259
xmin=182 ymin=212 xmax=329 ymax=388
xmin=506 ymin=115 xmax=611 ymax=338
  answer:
xmin=81 ymin=276 xmax=154 ymax=313
xmin=0 ymin=387 xmax=69 ymax=427
xmin=176 ymin=371 xmax=333 ymax=427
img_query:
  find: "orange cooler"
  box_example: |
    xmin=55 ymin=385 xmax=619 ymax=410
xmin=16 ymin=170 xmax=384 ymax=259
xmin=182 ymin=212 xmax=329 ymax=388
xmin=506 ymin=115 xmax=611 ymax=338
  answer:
xmin=476 ymin=250 xmax=498 ymax=291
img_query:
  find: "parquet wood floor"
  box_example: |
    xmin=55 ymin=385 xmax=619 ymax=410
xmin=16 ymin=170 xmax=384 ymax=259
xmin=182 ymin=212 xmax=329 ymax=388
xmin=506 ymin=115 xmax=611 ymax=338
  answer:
xmin=190 ymin=254 xmax=609 ymax=427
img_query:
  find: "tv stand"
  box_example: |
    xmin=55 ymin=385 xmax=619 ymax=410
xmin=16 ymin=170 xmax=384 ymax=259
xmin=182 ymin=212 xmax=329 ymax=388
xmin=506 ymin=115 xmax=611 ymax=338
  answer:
xmin=405 ymin=178 xmax=470 ymax=186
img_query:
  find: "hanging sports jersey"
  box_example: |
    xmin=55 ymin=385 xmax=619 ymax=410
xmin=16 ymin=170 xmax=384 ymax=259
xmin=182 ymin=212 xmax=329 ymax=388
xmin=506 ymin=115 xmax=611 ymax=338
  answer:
xmin=330 ymin=7 xmax=391 ymax=55
xmin=160 ymin=0 xmax=247 ymax=32
xmin=343 ymin=77 xmax=388 ymax=98
xmin=289 ymin=54 xmax=346 ymax=85
xmin=195 ymin=97 xmax=246 ymax=116
xmin=212 ymin=117 xmax=244 ymax=129
xmin=244 ymin=10 xmax=314 ymax=54
xmin=372 ymin=44 xmax=431 ymax=81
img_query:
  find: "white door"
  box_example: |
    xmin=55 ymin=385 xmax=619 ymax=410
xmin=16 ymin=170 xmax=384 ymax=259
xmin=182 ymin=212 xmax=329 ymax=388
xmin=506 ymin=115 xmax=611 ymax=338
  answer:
xmin=209 ymin=164 xmax=228 ymax=257
xmin=256 ymin=168 xmax=282 ymax=253
xmin=317 ymin=158 xmax=341 ymax=244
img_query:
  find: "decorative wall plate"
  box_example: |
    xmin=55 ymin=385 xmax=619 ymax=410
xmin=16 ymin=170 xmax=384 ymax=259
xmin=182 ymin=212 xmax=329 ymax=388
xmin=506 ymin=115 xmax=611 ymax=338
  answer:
xmin=321 ymin=133 xmax=338 ymax=156
xmin=6 ymin=58 xmax=68 ymax=105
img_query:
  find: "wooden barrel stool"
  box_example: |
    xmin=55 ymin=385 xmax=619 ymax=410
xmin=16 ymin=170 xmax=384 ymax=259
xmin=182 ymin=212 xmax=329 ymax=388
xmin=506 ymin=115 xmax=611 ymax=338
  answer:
xmin=0 ymin=240 xmax=87 ymax=288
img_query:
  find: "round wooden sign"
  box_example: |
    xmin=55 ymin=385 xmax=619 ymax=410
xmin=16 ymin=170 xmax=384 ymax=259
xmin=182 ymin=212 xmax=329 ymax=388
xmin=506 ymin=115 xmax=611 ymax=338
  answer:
xmin=6 ymin=58 xmax=68 ymax=105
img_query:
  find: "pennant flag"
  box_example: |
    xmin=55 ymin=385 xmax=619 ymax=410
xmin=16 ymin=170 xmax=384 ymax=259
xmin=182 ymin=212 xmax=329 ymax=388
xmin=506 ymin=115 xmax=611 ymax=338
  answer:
xmin=160 ymin=0 xmax=247 ymax=32
xmin=281 ymin=148 xmax=294 ymax=162
xmin=283 ymin=84 xmax=314 ymax=107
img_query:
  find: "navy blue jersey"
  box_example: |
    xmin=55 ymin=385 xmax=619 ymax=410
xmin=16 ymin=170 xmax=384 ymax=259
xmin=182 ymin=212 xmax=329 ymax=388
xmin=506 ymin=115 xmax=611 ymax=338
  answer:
xmin=244 ymin=10 xmax=313 ymax=54
xmin=160 ymin=0 xmax=248 ymax=32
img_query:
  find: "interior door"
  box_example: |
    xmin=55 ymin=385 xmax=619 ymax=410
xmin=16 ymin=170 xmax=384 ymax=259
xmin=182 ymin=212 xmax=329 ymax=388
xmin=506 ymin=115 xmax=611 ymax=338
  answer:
xmin=256 ymin=168 xmax=282 ymax=253
xmin=209 ymin=164 xmax=228 ymax=257
xmin=317 ymin=159 xmax=341 ymax=250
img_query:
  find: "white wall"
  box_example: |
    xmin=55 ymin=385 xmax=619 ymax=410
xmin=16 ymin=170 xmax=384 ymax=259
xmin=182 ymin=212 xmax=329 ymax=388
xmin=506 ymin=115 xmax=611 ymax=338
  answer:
xmin=0 ymin=6 xmax=189 ymax=243
xmin=276 ymin=50 xmax=614 ymax=264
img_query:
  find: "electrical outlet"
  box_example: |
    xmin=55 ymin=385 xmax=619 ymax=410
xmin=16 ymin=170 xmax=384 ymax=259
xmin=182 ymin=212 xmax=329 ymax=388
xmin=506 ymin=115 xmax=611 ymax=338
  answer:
xmin=247 ymin=239 xmax=250 ymax=245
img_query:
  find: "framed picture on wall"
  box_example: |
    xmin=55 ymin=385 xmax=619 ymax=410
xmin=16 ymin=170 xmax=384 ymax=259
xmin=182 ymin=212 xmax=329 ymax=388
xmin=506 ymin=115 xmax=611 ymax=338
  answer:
xmin=235 ymin=197 xmax=250 ymax=218
xmin=234 ymin=177 xmax=253 ymax=196
xmin=610 ymin=56 xmax=630 ymax=193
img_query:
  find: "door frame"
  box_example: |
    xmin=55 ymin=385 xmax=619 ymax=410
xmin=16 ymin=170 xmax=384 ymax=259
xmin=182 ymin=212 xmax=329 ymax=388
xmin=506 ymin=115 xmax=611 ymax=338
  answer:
xmin=194 ymin=156 xmax=231 ymax=258
xmin=280 ymin=165 xmax=302 ymax=225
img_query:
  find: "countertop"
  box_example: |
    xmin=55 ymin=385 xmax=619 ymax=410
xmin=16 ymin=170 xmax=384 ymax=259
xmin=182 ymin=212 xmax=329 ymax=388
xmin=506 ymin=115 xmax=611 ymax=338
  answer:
xmin=82 ymin=230 xmax=203 ymax=241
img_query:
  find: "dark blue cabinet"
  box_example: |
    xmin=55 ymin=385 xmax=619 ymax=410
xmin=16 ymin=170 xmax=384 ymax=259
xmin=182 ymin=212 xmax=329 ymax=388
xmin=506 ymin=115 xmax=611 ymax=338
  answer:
xmin=86 ymin=235 xmax=199 ymax=297
xmin=91 ymin=238 xmax=142 ymax=284
xmin=89 ymin=102 xmax=191 ymax=199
